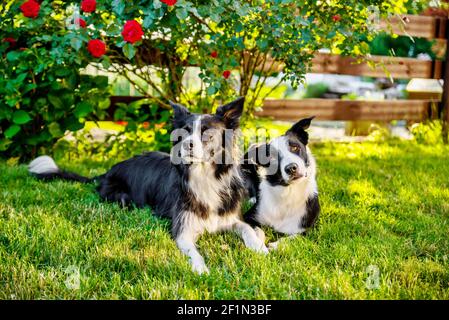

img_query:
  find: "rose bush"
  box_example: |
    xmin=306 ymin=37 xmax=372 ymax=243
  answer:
xmin=1 ymin=0 xmax=407 ymax=160
xmin=122 ymin=20 xmax=144 ymax=44
xmin=20 ymin=0 xmax=40 ymax=18
xmin=87 ymin=39 xmax=106 ymax=58
xmin=81 ymin=0 xmax=96 ymax=13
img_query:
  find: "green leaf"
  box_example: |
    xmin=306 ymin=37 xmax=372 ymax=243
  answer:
xmin=207 ymin=85 xmax=217 ymax=95
xmin=0 ymin=139 xmax=13 ymax=151
xmin=143 ymin=13 xmax=155 ymax=28
xmin=55 ymin=67 xmax=71 ymax=77
xmin=101 ymin=57 xmax=111 ymax=69
xmin=48 ymin=122 xmax=63 ymax=137
xmin=0 ymin=107 xmax=12 ymax=120
xmin=70 ymin=37 xmax=83 ymax=51
xmin=62 ymin=73 xmax=77 ymax=91
xmin=123 ymin=43 xmax=136 ymax=60
xmin=74 ymin=101 xmax=93 ymax=118
xmin=13 ymin=73 xmax=28 ymax=84
xmin=65 ymin=117 xmax=85 ymax=131
xmin=6 ymin=51 xmax=21 ymax=62
xmin=112 ymin=0 xmax=125 ymax=15
xmin=114 ymin=108 xmax=127 ymax=121
xmin=48 ymin=94 xmax=64 ymax=109
xmin=4 ymin=125 xmax=21 ymax=139
xmin=153 ymin=0 xmax=162 ymax=9
xmin=176 ymin=8 xmax=188 ymax=20
xmin=94 ymin=76 xmax=108 ymax=89
xmin=12 ymin=110 xmax=32 ymax=125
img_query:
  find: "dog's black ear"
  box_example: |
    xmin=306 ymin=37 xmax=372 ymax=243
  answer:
xmin=287 ymin=116 xmax=314 ymax=145
xmin=290 ymin=116 xmax=314 ymax=131
xmin=170 ymin=101 xmax=191 ymax=127
xmin=215 ymin=97 xmax=244 ymax=129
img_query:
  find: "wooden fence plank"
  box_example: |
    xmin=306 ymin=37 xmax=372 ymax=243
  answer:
xmin=311 ymin=54 xmax=442 ymax=79
xmin=261 ymin=53 xmax=442 ymax=79
xmin=378 ymin=14 xmax=443 ymax=39
xmin=257 ymin=99 xmax=430 ymax=121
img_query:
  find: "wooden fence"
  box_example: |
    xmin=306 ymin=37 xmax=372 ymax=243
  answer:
xmin=108 ymin=14 xmax=449 ymax=141
xmin=256 ymin=14 xmax=448 ymax=129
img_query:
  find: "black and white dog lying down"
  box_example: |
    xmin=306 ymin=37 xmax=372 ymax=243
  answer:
xmin=28 ymin=97 xmax=268 ymax=274
xmin=242 ymin=117 xmax=320 ymax=248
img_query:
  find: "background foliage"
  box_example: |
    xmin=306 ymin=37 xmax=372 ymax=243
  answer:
xmin=1 ymin=0 xmax=408 ymax=160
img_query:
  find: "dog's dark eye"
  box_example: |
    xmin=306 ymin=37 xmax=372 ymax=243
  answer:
xmin=183 ymin=125 xmax=192 ymax=133
xmin=290 ymin=145 xmax=300 ymax=153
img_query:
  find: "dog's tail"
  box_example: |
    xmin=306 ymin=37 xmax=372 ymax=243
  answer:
xmin=28 ymin=155 xmax=96 ymax=183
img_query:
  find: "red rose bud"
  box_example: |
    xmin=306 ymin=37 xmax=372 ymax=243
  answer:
xmin=3 ymin=38 xmax=17 ymax=48
xmin=332 ymin=14 xmax=341 ymax=22
xmin=81 ymin=0 xmax=96 ymax=13
xmin=20 ymin=0 xmax=40 ymax=19
xmin=161 ymin=0 xmax=177 ymax=5
xmin=122 ymin=20 xmax=144 ymax=44
xmin=75 ymin=18 xmax=87 ymax=28
xmin=211 ymin=51 xmax=218 ymax=58
xmin=223 ymin=70 xmax=231 ymax=79
xmin=87 ymin=39 xmax=106 ymax=58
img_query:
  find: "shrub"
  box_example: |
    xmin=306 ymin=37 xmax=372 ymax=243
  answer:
xmin=1 ymin=0 xmax=407 ymax=160
xmin=0 ymin=1 xmax=110 ymax=160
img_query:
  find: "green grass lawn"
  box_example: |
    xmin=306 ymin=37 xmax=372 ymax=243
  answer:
xmin=1 ymin=140 xmax=448 ymax=299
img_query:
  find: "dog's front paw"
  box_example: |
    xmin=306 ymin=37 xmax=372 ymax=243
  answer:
xmin=191 ymin=260 xmax=210 ymax=275
xmin=246 ymin=238 xmax=269 ymax=255
xmin=259 ymin=244 xmax=269 ymax=254
xmin=254 ymin=227 xmax=266 ymax=243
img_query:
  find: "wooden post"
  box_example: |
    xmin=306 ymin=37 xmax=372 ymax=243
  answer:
xmin=440 ymin=17 xmax=449 ymax=144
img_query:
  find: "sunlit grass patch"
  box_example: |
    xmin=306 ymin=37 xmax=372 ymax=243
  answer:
xmin=1 ymin=140 xmax=449 ymax=299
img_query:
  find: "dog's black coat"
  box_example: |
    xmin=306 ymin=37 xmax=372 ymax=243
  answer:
xmin=32 ymin=98 xmax=246 ymax=239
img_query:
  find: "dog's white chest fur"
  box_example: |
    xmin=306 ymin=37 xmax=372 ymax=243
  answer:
xmin=189 ymin=164 xmax=224 ymax=212
xmin=256 ymin=154 xmax=318 ymax=235
xmin=188 ymin=164 xmax=238 ymax=212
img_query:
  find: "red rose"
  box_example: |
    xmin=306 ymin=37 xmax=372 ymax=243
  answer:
xmin=223 ymin=70 xmax=231 ymax=79
xmin=87 ymin=39 xmax=106 ymax=58
xmin=122 ymin=20 xmax=144 ymax=44
xmin=161 ymin=0 xmax=177 ymax=5
xmin=211 ymin=51 xmax=218 ymax=58
xmin=81 ymin=0 xmax=96 ymax=13
xmin=3 ymin=38 xmax=17 ymax=48
xmin=75 ymin=18 xmax=87 ymax=28
xmin=20 ymin=0 xmax=40 ymax=19
xmin=332 ymin=14 xmax=341 ymax=22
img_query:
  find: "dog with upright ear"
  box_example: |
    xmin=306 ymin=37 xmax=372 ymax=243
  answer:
xmin=170 ymin=101 xmax=192 ymax=128
xmin=287 ymin=116 xmax=315 ymax=145
xmin=241 ymin=115 xmax=320 ymax=246
xmin=215 ymin=97 xmax=245 ymax=129
xmin=29 ymin=96 xmax=268 ymax=275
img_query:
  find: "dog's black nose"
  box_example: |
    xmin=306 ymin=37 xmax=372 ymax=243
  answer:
xmin=183 ymin=141 xmax=194 ymax=150
xmin=285 ymin=163 xmax=299 ymax=176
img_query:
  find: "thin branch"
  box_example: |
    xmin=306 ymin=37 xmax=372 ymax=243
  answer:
xmin=261 ymin=77 xmax=284 ymax=101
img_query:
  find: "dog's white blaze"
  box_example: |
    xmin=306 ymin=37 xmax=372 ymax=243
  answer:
xmin=271 ymin=136 xmax=307 ymax=182
xmin=181 ymin=115 xmax=204 ymax=160
xmin=257 ymin=148 xmax=317 ymax=235
xmin=28 ymin=155 xmax=59 ymax=174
